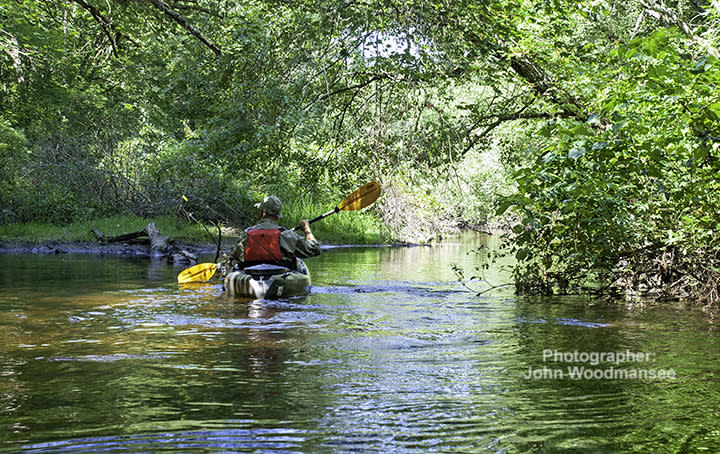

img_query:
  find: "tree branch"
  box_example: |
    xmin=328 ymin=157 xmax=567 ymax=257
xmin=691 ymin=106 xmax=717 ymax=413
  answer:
xmin=72 ymin=0 xmax=120 ymax=57
xmin=317 ymin=73 xmax=387 ymax=102
xmin=509 ymin=55 xmax=586 ymax=121
xmin=460 ymin=106 xmax=552 ymax=157
xmin=142 ymin=0 xmax=222 ymax=55
xmin=641 ymin=0 xmax=694 ymax=37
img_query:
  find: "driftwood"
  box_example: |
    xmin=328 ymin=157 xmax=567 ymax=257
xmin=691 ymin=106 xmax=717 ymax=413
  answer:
xmin=92 ymin=222 xmax=198 ymax=264
xmin=145 ymin=222 xmax=170 ymax=254
xmin=91 ymin=227 xmax=149 ymax=244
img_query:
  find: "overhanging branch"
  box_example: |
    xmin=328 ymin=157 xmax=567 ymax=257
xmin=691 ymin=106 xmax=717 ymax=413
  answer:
xmin=306 ymin=73 xmax=388 ymax=110
xmin=641 ymin=0 xmax=694 ymax=37
xmin=143 ymin=0 xmax=222 ymax=55
xmin=72 ymin=0 xmax=120 ymax=57
xmin=461 ymin=102 xmax=552 ymax=157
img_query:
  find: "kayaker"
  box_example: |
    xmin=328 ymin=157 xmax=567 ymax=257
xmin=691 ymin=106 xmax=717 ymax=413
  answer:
xmin=227 ymin=195 xmax=320 ymax=271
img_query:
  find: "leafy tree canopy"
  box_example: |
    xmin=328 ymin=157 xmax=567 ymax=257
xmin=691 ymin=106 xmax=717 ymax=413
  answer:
xmin=3 ymin=0 xmax=720 ymax=305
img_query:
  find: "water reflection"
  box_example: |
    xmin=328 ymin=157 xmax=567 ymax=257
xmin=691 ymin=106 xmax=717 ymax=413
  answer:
xmin=1 ymin=235 xmax=719 ymax=453
xmin=21 ymin=424 xmax=311 ymax=453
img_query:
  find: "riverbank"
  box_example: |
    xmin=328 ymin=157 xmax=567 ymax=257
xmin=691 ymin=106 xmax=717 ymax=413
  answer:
xmin=0 ymin=214 xmax=389 ymax=258
xmin=0 ymin=239 xmax=221 ymax=257
xmin=0 ymin=237 xmax=425 ymax=257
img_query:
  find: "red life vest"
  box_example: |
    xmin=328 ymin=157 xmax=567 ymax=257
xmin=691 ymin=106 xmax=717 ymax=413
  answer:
xmin=244 ymin=228 xmax=283 ymax=263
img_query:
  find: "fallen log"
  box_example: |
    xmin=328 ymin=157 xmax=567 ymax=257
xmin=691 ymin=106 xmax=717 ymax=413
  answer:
xmin=91 ymin=227 xmax=149 ymax=244
xmin=145 ymin=222 xmax=170 ymax=254
xmin=91 ymin=222 xmax=198 ymax=264
xmin=92 ymin=222 xmax=168 ymax=252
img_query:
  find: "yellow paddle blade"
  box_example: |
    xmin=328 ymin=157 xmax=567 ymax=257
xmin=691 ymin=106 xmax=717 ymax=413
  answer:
xmin=338 ymin=181 xmax=381 ymax=211
xmin=177 ymin=263 xmax=217 ymax=283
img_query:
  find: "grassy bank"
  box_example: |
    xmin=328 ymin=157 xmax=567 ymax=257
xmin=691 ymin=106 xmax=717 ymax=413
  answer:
xmin=0 ymin=216 xmax=213 ymax=244
xmin=279 ymin=195 xmax=387 ymax=244
xmin=0 ymin=200 xmax=387 ymax=246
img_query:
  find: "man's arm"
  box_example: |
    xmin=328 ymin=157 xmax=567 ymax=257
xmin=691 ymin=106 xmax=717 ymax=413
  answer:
xmin=227 ymin=232 xmax=248 ymax=265
xmin=294 ymin=220 xmax=320 ymax=258
xmin=298 ymin=219 xmax=316 ymax=243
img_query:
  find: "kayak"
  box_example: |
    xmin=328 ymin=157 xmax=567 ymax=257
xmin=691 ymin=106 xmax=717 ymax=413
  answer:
xmin=223 ymin=259 xmax=311 ymax=299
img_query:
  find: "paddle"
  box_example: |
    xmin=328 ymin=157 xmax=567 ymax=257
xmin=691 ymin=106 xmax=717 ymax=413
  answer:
xmin=301 ymin=180 xmax=381 ymax=228
xmin=177 ymin=181 xmax=381 ymax=284
xmin=177 ymin=262 xmax=218 ymax=284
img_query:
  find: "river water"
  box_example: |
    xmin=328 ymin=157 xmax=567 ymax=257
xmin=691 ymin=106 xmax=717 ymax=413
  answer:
xmin=0 ymin=233 xmax=718 ymax=453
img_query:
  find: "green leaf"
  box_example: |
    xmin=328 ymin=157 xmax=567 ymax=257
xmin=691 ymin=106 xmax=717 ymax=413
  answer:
xmin=706 ymin=103 xmax=720 ymax=122
xmin=648 ymin=149 xmax=663 ymax=161
xmin=691 ymin=57 xmax=708 ymax=74
xmin=570 ymin=123 xmax=592 ymax=136
xmin=611 ymin=120 xmax=628 ymax=132
xmin=693 ymin=146 xmax=709 ymax=161
xmin=568 ymin=144 xmax=586 ymax=160
xmin=496 ymin=199 xmax=514 ymax=216
xmin=516 ymin=248 xmax=529 ymax=261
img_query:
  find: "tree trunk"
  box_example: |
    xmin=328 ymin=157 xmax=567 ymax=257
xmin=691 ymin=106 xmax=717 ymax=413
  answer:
xmin=145 ymin=222 xmax=170 ymax=254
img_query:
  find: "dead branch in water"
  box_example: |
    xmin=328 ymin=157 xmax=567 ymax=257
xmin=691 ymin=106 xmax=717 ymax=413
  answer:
xmin=92 ymin=222 xmax=197 ymax=264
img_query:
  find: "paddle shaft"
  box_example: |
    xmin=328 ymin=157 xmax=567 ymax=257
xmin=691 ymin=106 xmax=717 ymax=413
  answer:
xmin=308 ymin=207 xmax=339 ymax=225
xmin=289 ymin=210 xmax=328 ymax=233
xmin=291 ymin=206 xmax=340 ymax=232
xmin=292 ymin=181 xmax=380 ymax=231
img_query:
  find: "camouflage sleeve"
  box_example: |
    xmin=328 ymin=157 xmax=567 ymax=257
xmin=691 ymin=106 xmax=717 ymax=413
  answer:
xmin=295 ymin=236 xmax=321 ymax=258
xmin=281 ymin=229 xmax=320 ymax=259
xmin=229 ymin=231 xmax=248 ymax=264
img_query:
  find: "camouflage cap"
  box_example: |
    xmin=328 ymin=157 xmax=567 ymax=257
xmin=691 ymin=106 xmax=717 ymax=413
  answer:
xmin=254 ymin=195 xmax=282 ymax=218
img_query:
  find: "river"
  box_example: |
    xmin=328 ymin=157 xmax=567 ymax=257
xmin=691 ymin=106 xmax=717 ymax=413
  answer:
xmin=0 ymin=233 xmax=718 ymax=453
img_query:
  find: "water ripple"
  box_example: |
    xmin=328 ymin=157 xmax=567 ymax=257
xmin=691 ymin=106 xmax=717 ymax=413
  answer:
xmin=20 ymin=425 xmax=311 ymax=453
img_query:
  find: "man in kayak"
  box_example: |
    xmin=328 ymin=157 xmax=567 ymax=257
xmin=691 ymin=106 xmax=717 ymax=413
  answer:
xmin=227 ymin=195 xmax=320 ymax=271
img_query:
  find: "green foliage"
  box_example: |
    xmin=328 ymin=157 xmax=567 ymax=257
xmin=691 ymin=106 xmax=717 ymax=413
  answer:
xmin=500 ymin=26 xmax=720 ymax=301
xmin=1 ymin=0 xmax=512 ymax=233
xmin=0 ymin=215 xmax=210 ymax=244
xmin=279 ymin=194 xmax=387 ymax=244
xmin=3 ymin=0 xmax=720 ymax=309
xmin=0 ymin=119 xmax=28 ymax=223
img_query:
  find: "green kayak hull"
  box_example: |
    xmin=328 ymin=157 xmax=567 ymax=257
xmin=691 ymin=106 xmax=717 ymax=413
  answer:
xmin=224 ymin=259 xmax=311 ymax=299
